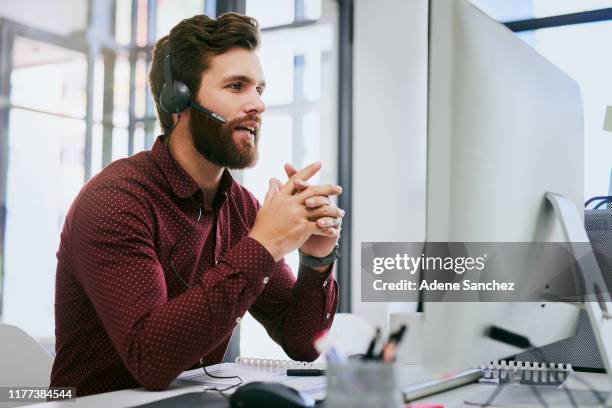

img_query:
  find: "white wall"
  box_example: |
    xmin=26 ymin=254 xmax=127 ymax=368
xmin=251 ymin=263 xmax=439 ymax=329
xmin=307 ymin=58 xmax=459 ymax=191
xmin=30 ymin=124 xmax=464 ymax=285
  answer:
xmin=352 ymin=0 xmax=429 ymax=328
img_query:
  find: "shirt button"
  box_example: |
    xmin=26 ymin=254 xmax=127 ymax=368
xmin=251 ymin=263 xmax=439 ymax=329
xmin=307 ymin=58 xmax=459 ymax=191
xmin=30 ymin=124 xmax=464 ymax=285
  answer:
xmin=263 ymin=277 xmax=269 ymax=284
xmin=215 ymin=259 xmax=219 ymax=266
xmin=325 ymin=313 xmax=330 ymax=319
xmin=323 ymin=280 xmax=328 ymax=287
xmin=236 ymin=317 xmax=242 ymax=324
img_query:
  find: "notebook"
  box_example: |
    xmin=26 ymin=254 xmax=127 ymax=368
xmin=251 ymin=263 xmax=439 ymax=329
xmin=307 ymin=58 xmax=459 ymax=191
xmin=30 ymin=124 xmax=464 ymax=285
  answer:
xmin=234 ymin=356 xmax=325 ymax=369
xmin=177 ymin=357 xmax=327 ymax=401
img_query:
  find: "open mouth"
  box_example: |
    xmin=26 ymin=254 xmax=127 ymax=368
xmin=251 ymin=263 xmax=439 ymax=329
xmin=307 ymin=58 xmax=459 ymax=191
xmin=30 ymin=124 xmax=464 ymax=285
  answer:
xmin=234 ymin=125 xmax=256 ymax=136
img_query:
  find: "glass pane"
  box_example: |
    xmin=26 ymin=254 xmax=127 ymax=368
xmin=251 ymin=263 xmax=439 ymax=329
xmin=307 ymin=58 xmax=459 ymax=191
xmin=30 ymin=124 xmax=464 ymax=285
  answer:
xmin=471 ymin=0 xmax=612 ymax=22
xmin=4 ymin=109 xmax=85 ymax=338
xmin=134 ymin=122 xmax=146 ymax=154
xmin=303 ymin=52 xmax=322 ymax=101
xmin=258 ymin=41 xmax=294 ymax=106
xmin=157 ymin=0 xmax=204 ymax=38
xmin=520 ymin=21 xmax=612 ymax=200
xmin=116 ymin=0 xmax=133 ymax=45
xmin=304 ymin=0 xmax=322 ymax=20
xmin=135 ymin=55 xmax=147 ymax=118
xmin=137 ymin=0 xmax=149 ymax=47
xmin=258 ymin=24 xmax=333 ymax=106
xmin=112 ymin=127 xmax=130 ymax=161
xmin=246 ymin=0 xmax=295 ymax=27
xmin=11 ymin=37 xmax=86 ymax=118
xmin=92 ymin=124 xmax=104 ymax=176
xmin=302 ymin=112 xmax=321 ymax=177
xmin=93 ymin=57 xmax=105 ymax=123
xmin=114 ymin=56 xmax=130 ymax=127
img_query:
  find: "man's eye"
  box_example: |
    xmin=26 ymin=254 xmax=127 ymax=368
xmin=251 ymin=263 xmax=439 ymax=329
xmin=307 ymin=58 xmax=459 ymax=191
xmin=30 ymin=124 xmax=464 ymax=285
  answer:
xmin=256 ymin=87 xmax=264 ymax=95
xmin=228 ymin=83 xmax=242 ymax=90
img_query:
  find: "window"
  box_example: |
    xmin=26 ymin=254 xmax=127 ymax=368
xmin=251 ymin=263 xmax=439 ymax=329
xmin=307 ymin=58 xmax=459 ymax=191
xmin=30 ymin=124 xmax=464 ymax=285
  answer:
xmin=0 ymin=0 xmax=340 ymax=355
xmin=471 ymin=0 xmax=612 ymax=21
xmin=517 ymin=22 xmax=612 ymax=200
xmin=471 ymin=0 xmax=612 ymax=201
xmin=0 ymin=0 xmax=209 ymax=341
xmin=3 ymin=37 xmax=87 ymax=338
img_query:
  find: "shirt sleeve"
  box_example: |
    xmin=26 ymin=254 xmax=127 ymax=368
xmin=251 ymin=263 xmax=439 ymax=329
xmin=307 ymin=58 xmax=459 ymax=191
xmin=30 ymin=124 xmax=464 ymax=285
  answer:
xmin=70 ymin=185 xmax=276 ymax=391
xmin=248 ymin=259 xmax=339 ymax=361
xmin=246 ymin=200 xmax=339 ymax=361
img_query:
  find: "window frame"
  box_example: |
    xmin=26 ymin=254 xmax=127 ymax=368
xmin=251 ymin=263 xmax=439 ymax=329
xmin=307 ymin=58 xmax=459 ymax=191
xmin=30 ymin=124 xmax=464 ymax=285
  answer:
xmin=503 ymin=7 xmax=612 ymax=32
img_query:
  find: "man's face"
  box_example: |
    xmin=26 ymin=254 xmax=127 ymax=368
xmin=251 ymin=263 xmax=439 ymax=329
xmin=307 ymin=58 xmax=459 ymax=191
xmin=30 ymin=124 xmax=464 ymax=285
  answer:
xmin=189 ymin=47 xmax=266 ymax=169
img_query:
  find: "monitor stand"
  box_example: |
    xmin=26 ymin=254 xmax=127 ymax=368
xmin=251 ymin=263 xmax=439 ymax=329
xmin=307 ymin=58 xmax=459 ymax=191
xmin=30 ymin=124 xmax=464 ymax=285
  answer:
xmin=546 ymin=193 xmax=612 ymax=391
xmin=465 ymin=193 xmax=612 ymax=407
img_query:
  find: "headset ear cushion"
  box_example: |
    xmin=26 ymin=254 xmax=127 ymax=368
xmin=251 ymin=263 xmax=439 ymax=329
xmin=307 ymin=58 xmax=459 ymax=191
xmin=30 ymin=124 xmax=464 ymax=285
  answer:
xmin=160 ymin=80 xmax=191 ymax=114
xmin=172 ymin=81 xmax=191 ymax=112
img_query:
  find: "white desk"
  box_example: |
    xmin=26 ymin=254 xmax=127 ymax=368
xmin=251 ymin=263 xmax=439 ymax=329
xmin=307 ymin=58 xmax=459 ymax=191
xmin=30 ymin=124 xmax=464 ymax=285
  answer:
xmin=23 ymin=368 xmax=611 ymax=408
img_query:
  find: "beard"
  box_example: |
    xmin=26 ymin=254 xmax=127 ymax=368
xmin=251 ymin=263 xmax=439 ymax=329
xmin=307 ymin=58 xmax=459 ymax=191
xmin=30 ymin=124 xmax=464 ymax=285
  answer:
xmin=189 ymin=107 xmax=260 ymax=169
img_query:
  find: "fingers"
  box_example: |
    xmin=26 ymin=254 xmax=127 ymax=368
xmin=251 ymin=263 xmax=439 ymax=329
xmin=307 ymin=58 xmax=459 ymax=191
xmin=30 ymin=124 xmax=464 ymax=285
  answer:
xmin=284 ymin=163 xmax=298 ymax=178
xmin=312 ymin=223 xmax=341 ymax=237
xmin=292 ymin=178 xmax=309 ymax=193
xmin=271 ymin=178 xmax=283 ymax=191
xmin=263 ymin=178 xmax=282 ymax=206
xmin=305 ymin=195 xmax=330 ymax=208
xmin=315 ymin=216 xmax=342 ymax=228
xmin=306 ymin=205 xmax=345 ymax=222
xmin=281 ymin=162 xmax=321 ymax=194
xmin=297 ymin=184 xmax=342 ymax=200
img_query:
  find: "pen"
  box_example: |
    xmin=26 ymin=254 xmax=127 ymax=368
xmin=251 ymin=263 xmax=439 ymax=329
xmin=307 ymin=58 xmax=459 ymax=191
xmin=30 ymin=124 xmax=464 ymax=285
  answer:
xmin=390 ymin=324 xmax=407 ymax=344
xmin=364 ymin=327 xmax=381 ymax=360
xmin=286 ymin=369 xmax=326 ymax=376
xmin=379 ymin=324 xmax=408 ymax=362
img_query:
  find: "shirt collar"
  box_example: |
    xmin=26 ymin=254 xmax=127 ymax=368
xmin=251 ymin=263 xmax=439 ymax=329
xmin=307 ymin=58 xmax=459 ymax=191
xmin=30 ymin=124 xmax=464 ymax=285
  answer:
xmin=151 ymin=136 xmax=235 ymax=199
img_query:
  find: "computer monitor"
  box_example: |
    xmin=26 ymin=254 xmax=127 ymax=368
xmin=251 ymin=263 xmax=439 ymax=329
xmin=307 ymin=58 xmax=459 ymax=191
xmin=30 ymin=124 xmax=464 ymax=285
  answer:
xmin=422 ymin=0 xmax=584 ymax=372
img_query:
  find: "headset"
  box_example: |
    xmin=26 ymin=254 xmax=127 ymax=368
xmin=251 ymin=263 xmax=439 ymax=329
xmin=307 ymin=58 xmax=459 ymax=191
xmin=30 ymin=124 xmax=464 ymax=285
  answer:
xmin=160 ymin=48 xmax=226 ymax=124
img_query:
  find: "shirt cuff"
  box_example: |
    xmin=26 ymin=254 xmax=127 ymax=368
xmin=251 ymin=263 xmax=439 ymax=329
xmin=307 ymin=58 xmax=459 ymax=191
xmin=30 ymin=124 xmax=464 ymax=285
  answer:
xmin=220 ymin=236 xmax=277 ymax=295
xmin=297 ymin=263 xmax=335 ymax=291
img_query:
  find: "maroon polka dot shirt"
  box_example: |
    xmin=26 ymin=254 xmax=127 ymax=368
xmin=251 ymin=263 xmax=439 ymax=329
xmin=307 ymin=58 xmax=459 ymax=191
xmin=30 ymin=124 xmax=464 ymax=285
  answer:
xmin=50 ymin=136 xmax=338 ymax=396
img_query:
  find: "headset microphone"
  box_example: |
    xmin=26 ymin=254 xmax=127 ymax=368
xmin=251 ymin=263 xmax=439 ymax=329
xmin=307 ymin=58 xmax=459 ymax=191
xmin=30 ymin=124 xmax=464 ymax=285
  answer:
xmin=160 ymin=49 xmax=226 ymax=124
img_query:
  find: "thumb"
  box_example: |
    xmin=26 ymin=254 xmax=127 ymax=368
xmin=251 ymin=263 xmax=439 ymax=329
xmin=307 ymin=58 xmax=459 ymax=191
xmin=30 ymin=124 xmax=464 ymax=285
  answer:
xmin=263 ymin=179 xmax=279 ymax=205
xmin=271 ymin=178 xmax=283 ymax=191
xmin=263 ymin=178 xmax=283 ymax=205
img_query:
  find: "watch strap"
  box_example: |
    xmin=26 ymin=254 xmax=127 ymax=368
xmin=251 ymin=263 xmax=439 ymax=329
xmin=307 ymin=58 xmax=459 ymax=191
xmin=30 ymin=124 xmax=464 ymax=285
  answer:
xmin=299 ymin=244 xmax=340 ymax=268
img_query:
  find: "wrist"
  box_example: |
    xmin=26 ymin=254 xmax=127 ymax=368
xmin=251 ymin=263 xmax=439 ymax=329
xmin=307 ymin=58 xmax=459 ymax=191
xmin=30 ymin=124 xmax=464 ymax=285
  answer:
xmin=248 ymin=232 xmax=282 ymax=262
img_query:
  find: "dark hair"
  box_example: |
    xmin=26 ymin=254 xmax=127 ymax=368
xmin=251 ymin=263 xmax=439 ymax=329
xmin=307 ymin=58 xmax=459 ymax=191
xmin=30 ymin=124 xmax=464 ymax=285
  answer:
xmin=149 ymin=13 xmax=260 ymax=135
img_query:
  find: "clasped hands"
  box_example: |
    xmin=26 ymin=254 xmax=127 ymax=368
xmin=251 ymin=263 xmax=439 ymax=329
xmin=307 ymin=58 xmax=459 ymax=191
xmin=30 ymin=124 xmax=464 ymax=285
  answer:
xmin=249 ymin=162 xmax=344 ymax=267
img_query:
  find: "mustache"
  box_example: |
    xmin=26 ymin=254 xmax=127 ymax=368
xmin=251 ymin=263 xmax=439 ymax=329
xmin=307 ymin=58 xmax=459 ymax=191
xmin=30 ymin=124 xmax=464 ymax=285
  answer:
xmin=225 ymin=113 xmax=262 ymax=130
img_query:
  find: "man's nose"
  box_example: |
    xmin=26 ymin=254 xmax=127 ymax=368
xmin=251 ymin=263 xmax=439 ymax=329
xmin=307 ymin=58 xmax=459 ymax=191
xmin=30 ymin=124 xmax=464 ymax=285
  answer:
xmin=244 ymin=91 xmax=266 ymax=115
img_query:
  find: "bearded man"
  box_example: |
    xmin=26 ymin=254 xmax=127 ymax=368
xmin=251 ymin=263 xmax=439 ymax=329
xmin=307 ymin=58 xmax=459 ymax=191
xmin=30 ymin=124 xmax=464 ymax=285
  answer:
xmin=50 ymin=13 xmax=343 ymax=396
